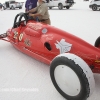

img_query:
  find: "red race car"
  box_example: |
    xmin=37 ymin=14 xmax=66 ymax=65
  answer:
xmin=0 ymin=12 xmax=100 ymax=100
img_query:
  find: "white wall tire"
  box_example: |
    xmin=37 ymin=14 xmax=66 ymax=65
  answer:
xmin=50 ymin=53 xmax=95 ymax=100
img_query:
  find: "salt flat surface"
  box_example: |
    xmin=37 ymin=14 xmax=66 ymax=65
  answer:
xmin=0 ymin=1 xmax=100 ymax=100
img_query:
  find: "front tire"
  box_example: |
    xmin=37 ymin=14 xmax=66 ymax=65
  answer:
xmin=50 ymin=53 xmax=95 ymax=100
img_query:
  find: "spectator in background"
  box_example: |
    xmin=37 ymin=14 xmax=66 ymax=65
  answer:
xmin=27 ymin=0 xmax=51 ymax=25
xmin=25 ymin=0 xmax=38 ymax=12
xmin=0 ymin=3 xmax=3 ymax=10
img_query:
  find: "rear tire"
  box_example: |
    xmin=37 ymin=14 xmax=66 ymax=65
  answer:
xmin=92 ymin=5 xmax=97 ymax=11
xmin=94 ymin=36 xmax=100 ymax=48
xmin=66 ymin=6 xmax=70 ymax=9
xmin=50 ymin=53 xmax=95 ymax=100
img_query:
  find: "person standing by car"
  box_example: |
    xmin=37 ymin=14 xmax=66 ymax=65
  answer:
xmin=25 ymin=0 xmax=38 ymax=12
xmin=27 ymin=0 xmax=51 ymax=25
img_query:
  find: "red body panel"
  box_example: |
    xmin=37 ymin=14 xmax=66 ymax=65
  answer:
xmin=6 ymin=21 xmax=100 ymax=73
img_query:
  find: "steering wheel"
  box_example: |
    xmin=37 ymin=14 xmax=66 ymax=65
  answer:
xmin=13 ymin=12 xmax=28 ymax=28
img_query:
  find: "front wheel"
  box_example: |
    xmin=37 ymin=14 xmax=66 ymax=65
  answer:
xmin=50 ymin=53 xmax=95 ymax=100
xmin=94 ymin=36 xmax=100 ymax=48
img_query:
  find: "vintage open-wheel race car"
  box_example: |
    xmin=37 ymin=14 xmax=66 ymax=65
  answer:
xmin=0 ymin=12 xmax=100 ymax=100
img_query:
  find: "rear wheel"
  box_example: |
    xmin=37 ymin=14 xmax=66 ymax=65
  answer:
xmin=19 ymin=7 xmax=22 ymax=9
xmin=66 ymin=6 xmax=70 ymax=9
xmin=94 ymin=36 xmax=100 ymax=48
xmin=50 ymin=53 xmax=95 ymax=100
xmin=58 ymin=3 xmax=63 ymax=10
xmin=92 ymin=5 xmax=97 ymax=11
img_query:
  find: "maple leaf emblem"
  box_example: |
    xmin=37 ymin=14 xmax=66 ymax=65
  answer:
xmin=55 ymin=39 xmax=72 ymax=54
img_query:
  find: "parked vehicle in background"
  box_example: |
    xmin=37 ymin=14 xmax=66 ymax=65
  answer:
xmin=46 ymin=0 xmax=75 ymax=10
xmin=89 ymin=0 xmax=100 ymax=11
xmin=3 ymin=0 xmax=23 ymax=10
